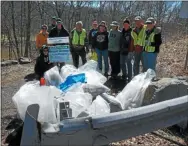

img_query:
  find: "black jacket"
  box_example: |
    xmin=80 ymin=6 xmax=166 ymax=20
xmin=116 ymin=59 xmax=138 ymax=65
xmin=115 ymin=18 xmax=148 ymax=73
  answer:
xmin=145 ymin=27 xmax=162 ymax=53
xmin=49 ymin=25 xmax=69 ymax=38
xmin=34 ymin=52 xmax=54 ymax=78
xmin=88 ymin=28 xmax=98 ymax=47
xmin=120 ymin=28 xmax=133 ymax=55
xmin=92 ymin=31 xmax=108 ymax=50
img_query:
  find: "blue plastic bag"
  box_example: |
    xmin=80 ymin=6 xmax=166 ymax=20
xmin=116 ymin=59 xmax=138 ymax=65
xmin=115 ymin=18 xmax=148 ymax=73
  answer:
xmin=59 ymin=73 xmax=86 ymax=92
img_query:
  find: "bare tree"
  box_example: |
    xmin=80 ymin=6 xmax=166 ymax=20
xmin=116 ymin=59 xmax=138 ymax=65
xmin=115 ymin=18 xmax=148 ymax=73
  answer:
xmin=24 ymin=1 xmax=31 ymax=57
xmin=11 ymin=1 xmax=20 ymax=59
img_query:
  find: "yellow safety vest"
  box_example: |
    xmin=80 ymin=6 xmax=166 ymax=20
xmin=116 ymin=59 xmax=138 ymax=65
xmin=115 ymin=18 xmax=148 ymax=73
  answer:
xmin=131 ymin=25 xmax=146 ymax=46
xmin=144 ymin=32 xmax=155 ymax=52
xmin=72 ymin=29 xmax=86 ymax=46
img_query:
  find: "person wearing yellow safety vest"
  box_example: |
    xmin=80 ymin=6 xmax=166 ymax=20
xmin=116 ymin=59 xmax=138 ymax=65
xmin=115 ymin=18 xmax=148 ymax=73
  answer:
xmin=131 ymin=16 xmax=146 ymax=75
xmin=70 ymin=21 xmax=89 ymax=68
xmin=143 ymin=17 xmax=162 ymax=71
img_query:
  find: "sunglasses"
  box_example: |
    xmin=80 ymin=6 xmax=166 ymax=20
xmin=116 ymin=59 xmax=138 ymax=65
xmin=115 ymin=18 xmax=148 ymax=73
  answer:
xmin=42 ymin=28 xmax=47 ymax=30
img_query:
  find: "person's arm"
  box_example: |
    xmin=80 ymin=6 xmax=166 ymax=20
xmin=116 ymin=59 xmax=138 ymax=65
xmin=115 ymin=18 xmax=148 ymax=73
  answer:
xmin=88 ymin=30 xmax=92 ymax=45
xmin=119 ymin=32 xmax=123 ymax=49
xmin=151 ymin=27 xmax=162 ymax=53
xmin=36 ymin=34 xmax=40 ymax=49
xmin=69 ymin=30 xmax=74 ymax=51
xmin=92 ymin=33 xmax=97 ymax=49
xmin=106 ymin=32 xmax=109 ymax=49
xmin=129 ymin=37 xmax=134 ymax=52
xmin=152 ymin=33 xmax=162 ymax=53
xmin=85 ymin=31 xmax=89 ymax=53
xmin=64 ymin=29 xmax=69 ymax=37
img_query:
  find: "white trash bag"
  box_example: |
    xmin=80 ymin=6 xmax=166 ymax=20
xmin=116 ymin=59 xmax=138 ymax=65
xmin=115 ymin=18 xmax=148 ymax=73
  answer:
xmin=60 ymin=64 xmax=78 ymax=81
xmin=101 ymin=93 xmax=123 ymax=112
xmin=82 ymin=70 xmax=107 ymax=85
xmin=82 ymin=83 xmax=110 ymax=97
xmin=116 ymin=69 xmax=156 ymax=110
xmin=12 ymin=82 xmax=62 ymax=124
xmin=78 ymin=60 xmax=98 ymax=71
xmin=87 ymin=95 xmax=110 ymax=116
xmin=61 ymin=92 xmax=93 ymax=117
xmin=66 ymin=82 xmax=84 ymax=93
xmin=44 ymin=66 xmax=63 ymax=87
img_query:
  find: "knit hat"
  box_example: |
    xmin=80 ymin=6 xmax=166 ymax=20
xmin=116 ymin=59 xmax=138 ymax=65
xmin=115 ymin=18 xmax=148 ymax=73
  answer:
xmin=52 ymin=16 xmax=56 ymax=20
xmin=123 ymin=18 xmax=130 ymax=24
xmin=42 ymin=45 xmax=48 ymax=50
xmin=41 ymin=24 xmax=48 ymax=30
xmin=56 ymin=18 xmax=62 ymax=24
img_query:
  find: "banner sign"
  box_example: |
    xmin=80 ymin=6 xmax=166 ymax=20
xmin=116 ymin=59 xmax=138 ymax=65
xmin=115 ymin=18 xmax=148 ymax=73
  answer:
xmin=49 ymin=45 xmax=70 ymax=62
xmin=47 ymin=37 xmax=69 ymax=44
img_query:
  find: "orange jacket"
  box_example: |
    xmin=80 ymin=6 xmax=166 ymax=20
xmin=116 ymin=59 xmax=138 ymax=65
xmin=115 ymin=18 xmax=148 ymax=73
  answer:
xmin=36 ymin=32 xmax=49 ymax=49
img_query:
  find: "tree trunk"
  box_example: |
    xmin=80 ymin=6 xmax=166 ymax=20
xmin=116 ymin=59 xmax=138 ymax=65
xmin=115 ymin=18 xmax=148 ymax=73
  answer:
xmin=24 ymin=1 xmax=31 ymax=57
xmin=21 ymin=2 xmax=23 ymax=56
xmin=11 ymin=1 xmax=20 ymax=59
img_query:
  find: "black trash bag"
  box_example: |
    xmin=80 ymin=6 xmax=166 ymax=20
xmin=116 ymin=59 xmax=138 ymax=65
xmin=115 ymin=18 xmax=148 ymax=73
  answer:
xmin=5 ymin=119 xmax=23 ymax=146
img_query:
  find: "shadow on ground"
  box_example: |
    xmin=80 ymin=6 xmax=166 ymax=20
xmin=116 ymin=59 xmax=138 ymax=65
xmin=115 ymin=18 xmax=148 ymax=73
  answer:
xmin=104 ymin=76 xmax=127 ymax=94
xmin=24 ymin=73 xmax=36 ymax=82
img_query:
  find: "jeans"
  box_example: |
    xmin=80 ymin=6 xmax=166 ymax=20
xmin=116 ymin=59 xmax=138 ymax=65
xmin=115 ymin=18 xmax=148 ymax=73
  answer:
xmin=143 ymin=52 xmax=157 ymax=71
xmin=134 ymin=51 xmax=144 ymax=75
xmin=120 ymin=53 xmax=133 ymax=80
xmin=108 ymin=51 xmax=120 ymax=76
xmin=95 ymin=48 xmax=109 ymax=73
xmin=71 ymin=48 xmax=87 ymax=68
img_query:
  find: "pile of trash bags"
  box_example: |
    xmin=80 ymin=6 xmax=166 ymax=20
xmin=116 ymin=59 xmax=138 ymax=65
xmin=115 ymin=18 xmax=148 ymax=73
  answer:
xmin=12 ymin=60 xmax=156 ymax=126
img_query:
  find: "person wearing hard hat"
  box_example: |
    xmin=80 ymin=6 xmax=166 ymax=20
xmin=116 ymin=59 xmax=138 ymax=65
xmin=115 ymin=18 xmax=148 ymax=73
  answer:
xmin=36 ymin=24 xmax=49 ymax=53
xmin=70 ymin=21 xmax=88 ymax=68
xmin=131 ymin=16 xmax=146 ymax=75
xmin=108 ymin=21 xmax=121 ymax=79
xmin=143 ymin=17 xmax=162 ymax=71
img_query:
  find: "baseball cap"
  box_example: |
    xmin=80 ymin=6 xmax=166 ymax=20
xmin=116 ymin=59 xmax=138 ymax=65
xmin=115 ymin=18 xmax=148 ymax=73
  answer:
xmin=146 ymin=17 xmax=155 ymax=24
xmin=76 ymin=21 xmax=83 ymax=26
xmin=110 ymin=21 xmax=119 ymax=26
xmin=134 ymin=16 xmax=142 ymax=21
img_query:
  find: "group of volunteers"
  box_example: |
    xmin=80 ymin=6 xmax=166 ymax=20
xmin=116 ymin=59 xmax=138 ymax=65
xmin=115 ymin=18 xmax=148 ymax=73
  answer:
xmin=35 ymin=16 xmax=162 ymax=82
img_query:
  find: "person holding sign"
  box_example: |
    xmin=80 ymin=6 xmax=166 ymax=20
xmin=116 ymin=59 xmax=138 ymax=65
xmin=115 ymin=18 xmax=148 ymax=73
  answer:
xmin=34 ymin=45 xmax=54 ymax=80
xmin=70 ymin=21 xmax=89 ymax=68
xmin=49 ymin=18 xmax=69 ymax=37
xmin=49 ymin=18 xmax=70 ymax=67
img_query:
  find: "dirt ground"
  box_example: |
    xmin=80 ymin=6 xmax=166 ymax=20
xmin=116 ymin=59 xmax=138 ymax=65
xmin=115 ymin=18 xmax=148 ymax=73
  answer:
xmin=1 ymin=36 xmax=188 ymax=145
